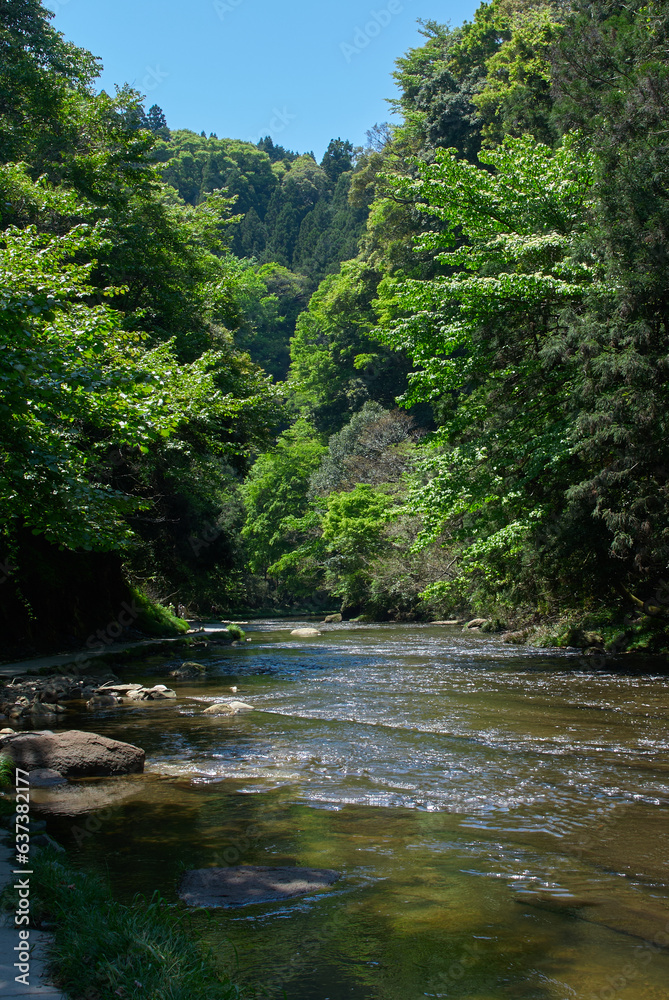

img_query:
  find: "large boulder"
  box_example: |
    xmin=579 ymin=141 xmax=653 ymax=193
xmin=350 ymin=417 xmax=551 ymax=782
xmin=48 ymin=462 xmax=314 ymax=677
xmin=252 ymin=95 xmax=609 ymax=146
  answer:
xmin=0 ymin=730 xmax=145 ymax=777
xmin=290 ymin=628 xmax=322 ymax=637
xmin=179 ymin=866 xmax=341 ymax=908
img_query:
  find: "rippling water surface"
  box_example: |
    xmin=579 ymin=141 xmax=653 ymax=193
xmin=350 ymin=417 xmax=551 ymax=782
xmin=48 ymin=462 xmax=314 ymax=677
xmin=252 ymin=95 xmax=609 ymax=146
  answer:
xmin=45 ymin=622 xmax=669 ymax=999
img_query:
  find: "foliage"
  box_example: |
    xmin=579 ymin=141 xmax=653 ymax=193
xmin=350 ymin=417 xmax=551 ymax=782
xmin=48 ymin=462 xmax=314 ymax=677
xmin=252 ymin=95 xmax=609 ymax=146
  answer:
xmin=375 ymin=133 xmax=608 ymax=608
xmin=319 ymin=484 xmax=394 ymax=613
xmin=156 ymin=131 xmax=370 ymax=286
xmin=241 ymin=421 xmax=326 ymax=597
xmin=0 ymin=0 xmax=100 ymax=166
xmin=225 ymin=624 xmax=246 ymax=641
xmin=0 ymin=9 xmax=280 ymax=627
xmin=129 ymin=588 xmax=189 ymax=636
xmin=5 ymin=0 xmax=669 ymax=632
xmin=374 ymin=0 xmax=669 ymax=616
xmin=0 ymin=219 xmax=205 ymax=551
xmin=0 ymin=753 xmax=13 ymax=788
xmin=310 ymin=401 xmax=417 ymax=495
xmin=234 ymin=262 xmax=310 ymax=381
xmin=321 ymin=138 xmax=355 ymax=183
xmin=288 ymin=260 xmax=416 ymax=433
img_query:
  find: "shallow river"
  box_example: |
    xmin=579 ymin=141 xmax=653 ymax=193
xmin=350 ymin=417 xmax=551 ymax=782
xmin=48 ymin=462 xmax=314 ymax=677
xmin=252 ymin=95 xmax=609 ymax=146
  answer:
xmin=43 ymin=622 xmax=669 ymax=999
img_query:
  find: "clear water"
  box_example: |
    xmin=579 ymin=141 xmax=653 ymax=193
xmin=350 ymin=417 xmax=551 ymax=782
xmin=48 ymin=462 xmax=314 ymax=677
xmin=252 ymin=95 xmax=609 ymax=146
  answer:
xmin=41 ymin=622 xmax=669 ymax=999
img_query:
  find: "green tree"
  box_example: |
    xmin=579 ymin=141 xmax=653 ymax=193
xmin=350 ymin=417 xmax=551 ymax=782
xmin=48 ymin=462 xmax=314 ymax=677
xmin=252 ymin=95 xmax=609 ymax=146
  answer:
xmin=0 ymin=217 xmax=226 ymax=552
xmin=319 ymin=485 xmax=394 ymax=615
xmin=146 ymin=103 xmax=169 ymax=136
xmin=320 ymin=138 xmax=355 ymax=183
xmin=289 ymin=260 xmax=415 ymax=433
xmin=0 ymin=0 xmax=100 ymax=165
xmin=234 ymin=263 xmax=311 ymax=381
xmin=241 ymin=422 xmax=326 ymax=598
xmin=377 ymin=135 xmax=608 ymax=609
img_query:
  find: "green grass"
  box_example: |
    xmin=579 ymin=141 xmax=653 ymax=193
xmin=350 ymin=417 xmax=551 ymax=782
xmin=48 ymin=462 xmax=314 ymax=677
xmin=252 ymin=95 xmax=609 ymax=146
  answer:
xmin=27 ymin=850 xmax=243 ymax=1000
xmin=225 ymin=625 xmax=246 ymax=642
xmin=0 ymin=753 xmax=14 ymax=790
xmin=131 ymin=588 xmax=190 ymax=637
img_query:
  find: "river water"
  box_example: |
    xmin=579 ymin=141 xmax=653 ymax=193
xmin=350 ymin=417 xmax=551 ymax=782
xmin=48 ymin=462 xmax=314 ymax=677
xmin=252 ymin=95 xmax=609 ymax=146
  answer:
xmin=43 ymin=621 xmax=669 ymax=999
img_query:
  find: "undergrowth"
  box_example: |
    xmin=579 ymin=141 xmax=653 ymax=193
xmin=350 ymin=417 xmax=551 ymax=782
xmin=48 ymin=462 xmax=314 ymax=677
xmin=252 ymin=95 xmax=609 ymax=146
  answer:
xmin=26 ymin=850 xmax=243 ymax=1000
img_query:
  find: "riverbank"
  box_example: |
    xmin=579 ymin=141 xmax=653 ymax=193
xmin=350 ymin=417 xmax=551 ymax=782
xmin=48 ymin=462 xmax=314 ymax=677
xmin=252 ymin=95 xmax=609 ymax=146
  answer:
xmin=0 ymin=843 xmax=64 ymax=998
xmin=0 ymin=827 xmax=244 ymax=1000
xmin=11 ymin=849 xmax=241 ymax=1000
xmin=0 ymin=628 xmax=241 ymax=679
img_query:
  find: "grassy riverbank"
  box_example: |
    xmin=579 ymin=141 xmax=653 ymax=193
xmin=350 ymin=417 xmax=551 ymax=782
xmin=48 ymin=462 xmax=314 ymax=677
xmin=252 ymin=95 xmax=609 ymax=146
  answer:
xmin=7 ymin=848 xmax=243 ymax=1000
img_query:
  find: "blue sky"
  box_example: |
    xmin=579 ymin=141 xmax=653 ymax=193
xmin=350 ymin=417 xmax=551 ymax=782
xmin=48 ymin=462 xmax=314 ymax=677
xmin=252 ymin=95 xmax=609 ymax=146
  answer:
xmin=46 ymin=0 xmax=480 ymax=159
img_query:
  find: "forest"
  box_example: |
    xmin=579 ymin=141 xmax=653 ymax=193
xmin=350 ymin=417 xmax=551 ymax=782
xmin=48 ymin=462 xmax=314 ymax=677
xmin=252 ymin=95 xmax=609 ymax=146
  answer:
xmin=2 ymin=0 xmax=669 ymax=654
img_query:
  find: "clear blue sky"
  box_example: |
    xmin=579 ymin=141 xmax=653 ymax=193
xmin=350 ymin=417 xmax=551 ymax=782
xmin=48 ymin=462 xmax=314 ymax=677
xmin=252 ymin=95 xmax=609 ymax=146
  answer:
xmin=46 ymin=0 xmax=480 ymax=159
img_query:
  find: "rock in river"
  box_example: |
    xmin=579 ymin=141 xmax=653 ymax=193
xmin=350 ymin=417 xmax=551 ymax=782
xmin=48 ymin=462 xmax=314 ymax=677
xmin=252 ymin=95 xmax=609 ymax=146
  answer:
xmin=179 ymin=866 xmax=341 ymax=908
xmin=463 ymin=618 xmax=489 ymax=630
xmin=28 ymin=768 xmax=68 ymax=788
xmin=203 ymin=701 xmax=254 ymax=716
xmin=290 ymin=628 xmax=322 ymax=637
xmin=170 ymin=661 xmax=208 ymax=680
xmin=0 ymin=729 xmax=145 ymax=777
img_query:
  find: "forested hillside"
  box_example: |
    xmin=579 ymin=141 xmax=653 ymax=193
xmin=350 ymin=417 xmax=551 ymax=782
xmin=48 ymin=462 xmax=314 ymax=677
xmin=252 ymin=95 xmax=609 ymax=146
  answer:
xmin=2 ymin=0 xmax=669 ymax=653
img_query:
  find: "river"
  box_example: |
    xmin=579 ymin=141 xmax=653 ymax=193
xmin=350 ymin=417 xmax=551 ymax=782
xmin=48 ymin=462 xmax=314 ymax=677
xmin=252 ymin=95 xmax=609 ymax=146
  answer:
xmin=41 ymin=621 xmax=669 ymax=999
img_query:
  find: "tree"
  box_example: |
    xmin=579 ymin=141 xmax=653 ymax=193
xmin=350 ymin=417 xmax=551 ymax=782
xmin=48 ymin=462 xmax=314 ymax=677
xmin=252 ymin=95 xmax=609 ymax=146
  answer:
xmin=288 ymin=259 xmax=415 ymax=434
xmin=241 ymin=422 xmax=326 ymax=597
xmin=319 ymin=485 xmax=394 ymax=615
xmin=0 ymin=0 xmax=100 ymax=165
xmin=146 ymin=103 xmax=170 ymax=138
xmin=257 ymin=135 xmax=299 ymax=163
xmin=376 ymin=135 xmax=610 ymax=608
xmin=310 ymin=402 xmax=416 ymax=495
xmin=0 ymin=217 xmax=222 ymax=551
xmin=320 ymin=138 xmax=355 ymax=183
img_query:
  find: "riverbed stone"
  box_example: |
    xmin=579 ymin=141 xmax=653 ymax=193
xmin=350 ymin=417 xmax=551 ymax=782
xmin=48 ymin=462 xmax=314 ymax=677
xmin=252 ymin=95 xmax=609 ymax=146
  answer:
xmin=323 ymin=614 xmax=342 ymax=623
xmin=97 ymin=682 xmax=144 ymax=694
xmin=142 ymin=685 xmax=177 ymax=700
xmin=88 ymin=681 xmax=177 ymax=703
xmin=87 ymin=694 xmax=123 ymax=709
xmin=29 ymin=778 xmax=141 ymax=816
xmin=502 ymin=629 xmax=532 ymax=644
xmin=28 ymin=768 xmax=69 ymax=788
xmin=290 ymin=628 xmax=322 ymax=637
xmin=170 ymin=661 xmax=208 ymax=679
xmin=0 ymin=729 xmax=145 ymax=777
xmin=179 ymin=866 xmax=341 ymax=908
